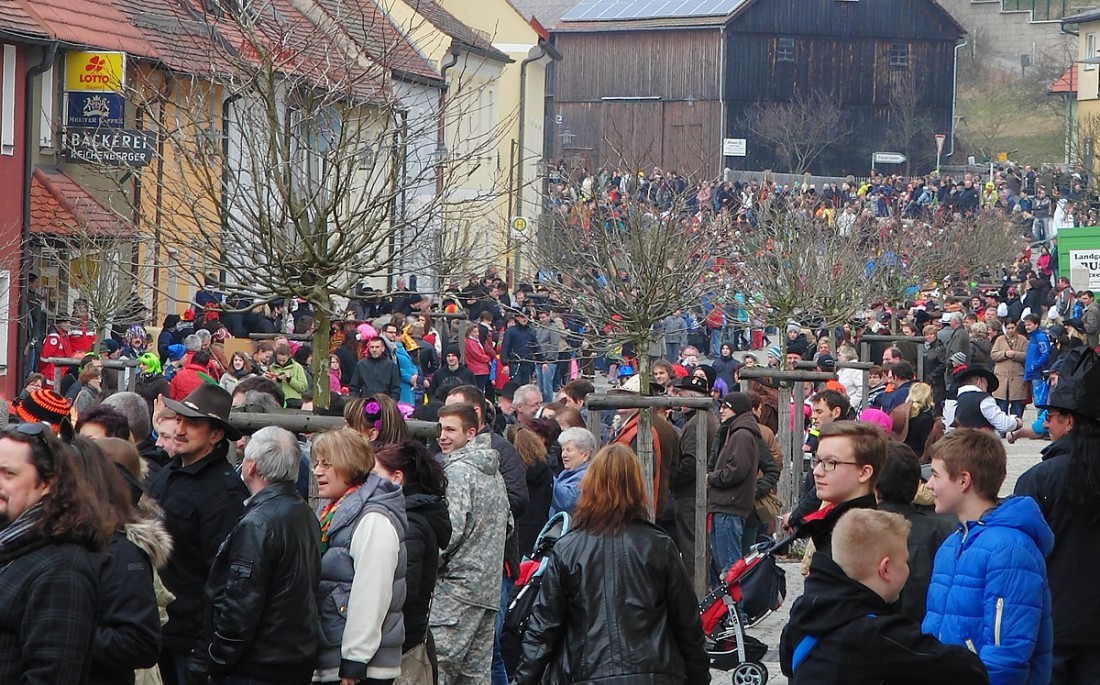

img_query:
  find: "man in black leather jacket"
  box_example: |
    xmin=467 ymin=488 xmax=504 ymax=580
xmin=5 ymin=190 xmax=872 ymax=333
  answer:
xmin=187 ymin=426 xmax=322 ymax=685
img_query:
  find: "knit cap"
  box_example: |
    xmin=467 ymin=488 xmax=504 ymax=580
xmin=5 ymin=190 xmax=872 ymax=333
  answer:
xmin=15 ymin=389 xmax=71 ymax=427
xmin=767 ymin=345 xmax=782 ymax=361
xmin=168 ymin=344 xmax=186 ymax=362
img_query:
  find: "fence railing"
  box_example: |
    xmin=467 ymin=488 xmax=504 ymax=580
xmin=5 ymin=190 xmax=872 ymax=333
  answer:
xmin=1001 ymin=0 xmax=1070 ymax=22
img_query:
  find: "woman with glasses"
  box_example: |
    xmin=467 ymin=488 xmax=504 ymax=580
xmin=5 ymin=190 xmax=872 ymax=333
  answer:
xmin=312 ymin=428 xmax=407 ymax=685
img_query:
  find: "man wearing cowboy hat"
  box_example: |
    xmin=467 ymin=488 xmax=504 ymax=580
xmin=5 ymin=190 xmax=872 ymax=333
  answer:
xmin=1016 ymin=347 xmax=1100 ymax=684
xmin=147 ymin=384 xmax=249 ymax=684
xmin=943 ymin=364 xmax=1022 ymax=435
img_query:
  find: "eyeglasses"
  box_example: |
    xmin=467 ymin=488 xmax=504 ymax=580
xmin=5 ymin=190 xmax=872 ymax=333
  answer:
xmin=812 ymin=456 xmax=861 ymax=472
xmin=4 ymin=422 xmax=54 ymax=454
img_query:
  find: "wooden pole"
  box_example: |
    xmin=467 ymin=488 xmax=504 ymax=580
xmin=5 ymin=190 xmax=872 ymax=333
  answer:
xmin=227 ymin=411 xmax=440 ymax=438
xmin=693 ymin=407 xmax=709 ymax=598
xmin=776 ymin=382 xmax=793 ymax=507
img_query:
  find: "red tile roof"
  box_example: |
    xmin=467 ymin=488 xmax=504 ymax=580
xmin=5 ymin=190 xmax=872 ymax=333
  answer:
xmin=313 ymin=0 xmax=441 ymax=83
xmin=1050 ymin=66 xmax=1077 ymax=95
xmin=29 ymin=0 xmax=154 ymax=55
xmin=0 ymin=0 xmax=51 ymax=40
xmin=30 ymin=167 xmax=134 ymax=236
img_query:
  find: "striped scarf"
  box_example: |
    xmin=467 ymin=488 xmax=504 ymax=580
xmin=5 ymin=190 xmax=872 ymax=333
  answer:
xmin=0 ymin=502 xmax=43 ymax=551
xmin=318 ymin=485 xmax=361 ymax=553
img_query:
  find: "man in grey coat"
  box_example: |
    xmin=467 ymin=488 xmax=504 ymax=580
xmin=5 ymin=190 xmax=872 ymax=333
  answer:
xmin=664 ymin=309 xmax=688 ymax=362
xmin=944 ymin=312 xmax=970 ymax=392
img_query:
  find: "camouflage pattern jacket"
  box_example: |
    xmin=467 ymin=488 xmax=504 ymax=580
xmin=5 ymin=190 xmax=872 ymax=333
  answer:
xmin=436 ymin=433 xmax=510 ymax=612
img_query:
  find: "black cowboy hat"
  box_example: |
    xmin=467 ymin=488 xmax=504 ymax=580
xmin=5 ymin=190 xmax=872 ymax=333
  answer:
xmin=952 ymin=365 xmax=1000 ymax=394
xmin=676 ymin=374 xmax=710 ymax=394
xmin=1038 ymin=346 xmax=1100 ymax=419
xmin=161 ymin=383 xmax=242 ymax=440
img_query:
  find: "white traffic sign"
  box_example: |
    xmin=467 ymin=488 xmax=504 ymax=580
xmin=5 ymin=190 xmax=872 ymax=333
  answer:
xmin=511 ymin=216 xmax=529 ymax=234
xmin=934 ymin=133 xmax=946 ymax=155
xmin=872 ymin=151 xmax=906 ymax=164
xmin=722 ymin=138 xmax=746 ymax=157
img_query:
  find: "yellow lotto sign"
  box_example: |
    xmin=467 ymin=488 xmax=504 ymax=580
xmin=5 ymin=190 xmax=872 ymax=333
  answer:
xmin=65 ymin=51 xmax=125 ymax=92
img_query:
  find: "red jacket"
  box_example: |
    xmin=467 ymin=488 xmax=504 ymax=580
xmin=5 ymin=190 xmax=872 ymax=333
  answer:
xmin=464 ymin=336 xmax=493 ymax=376
xmin=170 ymin=363 xmax=209 ymax=400
xmin=39 ymin=331 xmax=75 ymax=387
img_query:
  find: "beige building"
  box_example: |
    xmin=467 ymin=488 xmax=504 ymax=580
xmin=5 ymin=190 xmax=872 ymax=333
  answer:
xmin=1065 ymin=10 xmax=1100 ymax=182
xmin=432 ymin=0 xmax=559 ymax=282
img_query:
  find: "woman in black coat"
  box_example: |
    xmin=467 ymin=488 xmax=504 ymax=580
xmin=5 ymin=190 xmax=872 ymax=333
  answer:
xmin=514 ymin=443 xmax=710 ymax=685
xmin=373 ymin=440 xmax=452 ymax=675
xmin=70 ymin=438 xmax=161 ymax=685
xmin=510 ymin=424 xmax=554 ymax=555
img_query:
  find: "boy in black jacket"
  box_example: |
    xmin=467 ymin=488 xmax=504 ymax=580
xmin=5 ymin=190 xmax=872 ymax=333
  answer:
xmin=780 ymin=509 xmax=988 ymax=684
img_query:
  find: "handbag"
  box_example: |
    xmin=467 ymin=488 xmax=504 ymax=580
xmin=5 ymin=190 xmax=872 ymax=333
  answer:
xmin=394 ymin=642 xmax=434 ymax=685
xmin=755 ymin=491 xmax=784 ymax=522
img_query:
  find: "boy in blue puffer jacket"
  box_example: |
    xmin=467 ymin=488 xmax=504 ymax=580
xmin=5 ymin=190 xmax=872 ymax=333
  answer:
xmin=923 ymin=428 xmax=1054 ymax=685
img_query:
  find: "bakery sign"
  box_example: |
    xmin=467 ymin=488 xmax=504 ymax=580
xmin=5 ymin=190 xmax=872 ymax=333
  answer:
xmin=1069 ymin=249 xmax=1100 ymax=291
xmin=63 ymin=128 xmax=156 ymax=167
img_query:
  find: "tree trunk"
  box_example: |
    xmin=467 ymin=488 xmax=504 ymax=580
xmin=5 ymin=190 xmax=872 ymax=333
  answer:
xmin=311 ymin=305 xmax=332 ymax=411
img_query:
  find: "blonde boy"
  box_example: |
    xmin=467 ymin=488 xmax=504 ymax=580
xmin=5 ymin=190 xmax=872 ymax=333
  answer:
xmin=781 ymin=509 xmax=987 ymax=684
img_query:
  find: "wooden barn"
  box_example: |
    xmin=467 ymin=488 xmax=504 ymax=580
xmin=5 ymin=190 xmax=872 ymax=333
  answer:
xmin=550 ymin=0 xmax=966 ymax=178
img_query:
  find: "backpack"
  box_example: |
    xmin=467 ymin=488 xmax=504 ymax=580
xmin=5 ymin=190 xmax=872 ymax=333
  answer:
xmin=504 ymin=512 xmax=570 ymax=636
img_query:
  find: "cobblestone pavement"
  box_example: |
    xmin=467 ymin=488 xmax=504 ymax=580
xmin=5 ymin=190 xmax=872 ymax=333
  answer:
xmin=708 ymin=409 xmax=1049 ymax=684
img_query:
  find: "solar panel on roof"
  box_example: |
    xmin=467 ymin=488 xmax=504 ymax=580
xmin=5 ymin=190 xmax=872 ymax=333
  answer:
xmin=561 ymin=0 xmax=745 ymax=21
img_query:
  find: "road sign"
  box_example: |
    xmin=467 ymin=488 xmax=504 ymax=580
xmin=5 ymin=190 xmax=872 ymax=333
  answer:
xmin=511 ymin=216 xmax=529 ymax=233
xmin=997 ymin=151 xmax=1009 ymax=163
xmin=935 ymin=133 xmax=946 ymax=155
xmin=872 ymin=151 xmax=906 ymax=164
xmin=722 ymin=138 xmax=746 ymax=157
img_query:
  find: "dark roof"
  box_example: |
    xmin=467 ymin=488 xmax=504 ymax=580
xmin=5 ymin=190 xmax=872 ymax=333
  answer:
xmin=1063 ymin=8 xmax=1100 ymax=24
xmin=30 ymin=168 xmax=134 ymax=237
xmin=508 ymin=0 xmax=581 ymax=28
xmin=407 ymin=0 xmax=512 ymax=62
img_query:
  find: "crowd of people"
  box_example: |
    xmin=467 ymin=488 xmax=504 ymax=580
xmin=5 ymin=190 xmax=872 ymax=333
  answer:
xmin=5 ymin=154 xmax=1100 ymax=684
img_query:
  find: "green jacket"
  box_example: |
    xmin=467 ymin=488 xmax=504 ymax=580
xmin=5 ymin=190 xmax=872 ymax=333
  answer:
xmin=268 ymin=358 xmax=308 ymax=400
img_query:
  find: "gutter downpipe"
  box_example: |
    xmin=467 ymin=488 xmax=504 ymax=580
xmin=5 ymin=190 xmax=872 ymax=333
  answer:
xmin=517 ymin=42 xmax=549 ymax=221
xmin=220 ymin=89 xmax=243 ymax=297
xmin=947 ymin=39 xmax=966 ymax=159
xmin=435 ymin=47 xmax=459 ymax=294
xmin=18 ymin=42 xmax=58 ymax=383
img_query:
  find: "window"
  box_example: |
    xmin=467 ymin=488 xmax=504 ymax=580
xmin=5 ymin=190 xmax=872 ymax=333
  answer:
xmin=889 ymin=42 xmax=909 ymax=68
xmin=777 ymin=37 xmax=795 ymax=63
xmin=2 ymin=45 xmax=15 ymax=155
xmin=1087 ymin=33 xmax=1097 ymax=71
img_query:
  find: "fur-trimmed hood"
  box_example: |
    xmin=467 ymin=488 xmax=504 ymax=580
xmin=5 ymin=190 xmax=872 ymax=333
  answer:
xmin=126 ymin=498 xmax=173 ymax=570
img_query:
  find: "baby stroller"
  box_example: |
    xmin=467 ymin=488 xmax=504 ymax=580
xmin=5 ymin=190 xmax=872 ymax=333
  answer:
xmin=504 ymin=512 xmax=570 ymax=636
xmin=698 ymin=536 xmax=790 ymax=684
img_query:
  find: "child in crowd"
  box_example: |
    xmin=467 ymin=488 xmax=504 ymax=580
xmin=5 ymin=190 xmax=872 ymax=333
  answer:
xmin=780 ymin=509 xmax=989 ymax=684
xmin=923 ymin=428 xmax=1054 ymax=685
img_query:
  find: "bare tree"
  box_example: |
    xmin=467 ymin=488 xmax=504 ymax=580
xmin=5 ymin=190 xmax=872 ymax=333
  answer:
xmin=744 ymin=91 xmax=850 ymax=176
xmin=886 ymin=80 xmax=937 ymax=175
xmin=726 ymin=206 xmax=871 ymax=360
xmin=79 ymin=2 xmax=507 ymax=408
xmin=526 ymin=168 xmax=715 ymax=508
xmin=864 ymin=214 xmax=1023 ymax=314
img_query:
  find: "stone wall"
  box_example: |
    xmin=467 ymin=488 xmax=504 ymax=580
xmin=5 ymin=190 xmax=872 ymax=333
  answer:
xmin=936 ymin=0 xmax=1077 ymax=70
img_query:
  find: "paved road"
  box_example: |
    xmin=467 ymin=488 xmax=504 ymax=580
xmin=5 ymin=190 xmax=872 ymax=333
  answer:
xmin=708 ymin=410 xmax=1049 ymax=684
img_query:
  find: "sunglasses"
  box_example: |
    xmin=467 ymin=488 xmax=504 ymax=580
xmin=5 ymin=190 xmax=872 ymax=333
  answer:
xmin=4 ymin=422 xmax=53 ymax=451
